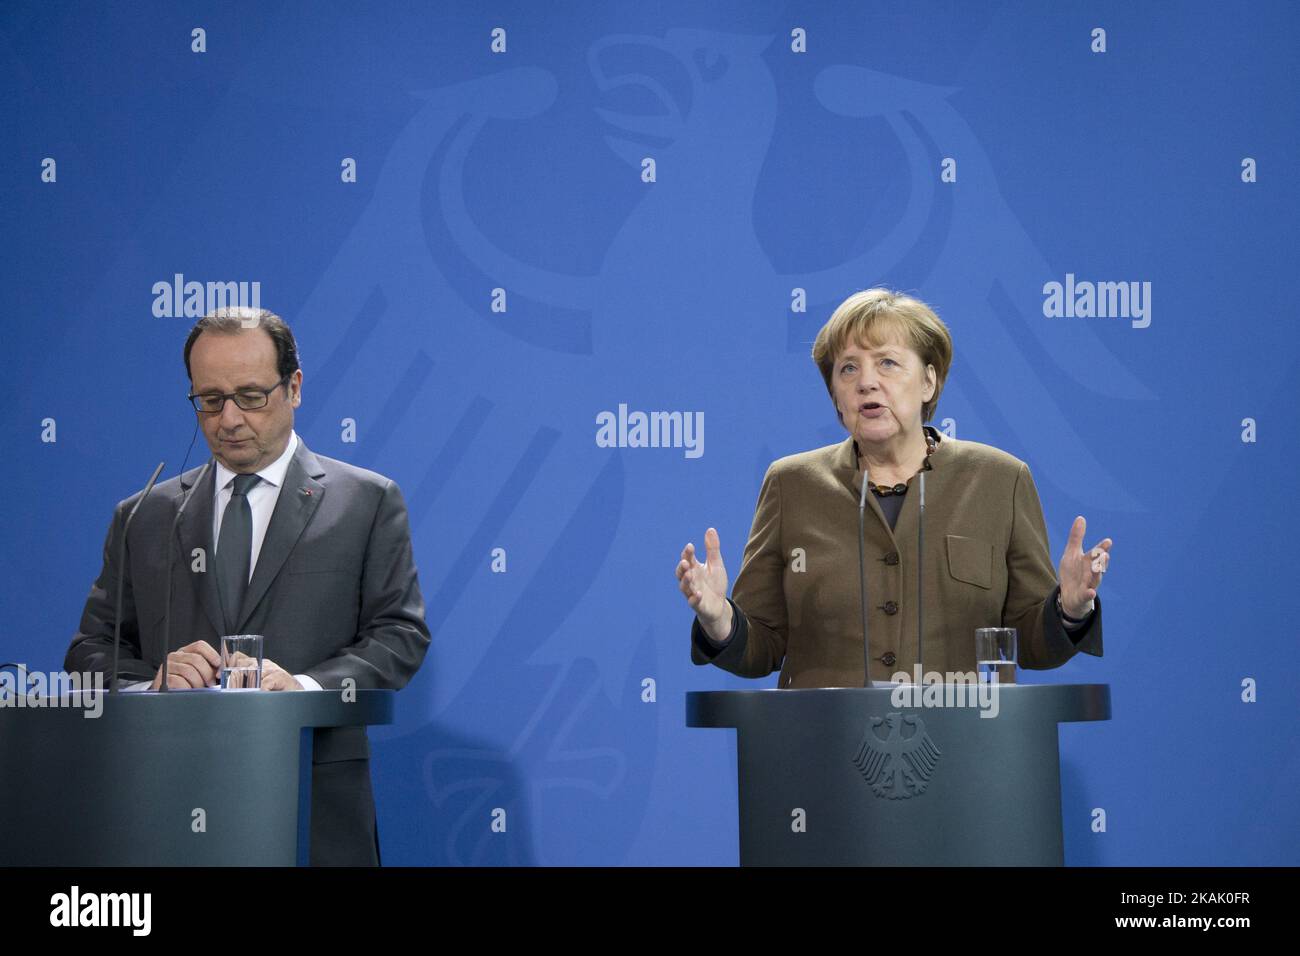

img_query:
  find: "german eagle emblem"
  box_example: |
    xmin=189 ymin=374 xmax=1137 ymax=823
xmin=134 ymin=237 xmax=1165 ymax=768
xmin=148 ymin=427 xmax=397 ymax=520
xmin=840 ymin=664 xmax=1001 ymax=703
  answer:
xmin=852 ymin=713 xmax=942 ymax=799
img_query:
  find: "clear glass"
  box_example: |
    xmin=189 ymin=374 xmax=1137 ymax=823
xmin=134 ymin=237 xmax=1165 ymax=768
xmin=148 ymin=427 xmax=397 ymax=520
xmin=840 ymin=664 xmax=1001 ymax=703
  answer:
xmin=975 ymin=627 xmax=1017 ymax=684
xmin=220 ymin=634 xmax=264 ymax=690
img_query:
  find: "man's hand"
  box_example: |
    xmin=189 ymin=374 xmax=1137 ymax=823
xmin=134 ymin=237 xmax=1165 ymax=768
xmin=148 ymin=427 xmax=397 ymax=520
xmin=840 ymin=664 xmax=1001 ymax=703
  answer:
xmin=151 ymin=641 xmax=221 ymax=690
xmin=1057 ymin=515 xmax=1112 ymax=618
xmin=260 ymin=658 xmax=303 ymax=692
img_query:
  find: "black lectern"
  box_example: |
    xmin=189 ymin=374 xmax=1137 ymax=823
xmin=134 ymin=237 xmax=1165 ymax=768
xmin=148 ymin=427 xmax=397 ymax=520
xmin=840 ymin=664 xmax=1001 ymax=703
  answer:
xmin=687 ymin=684 xmax=1110 ymax=866
xmin=0 ymin=689 xmax=393 ymax=866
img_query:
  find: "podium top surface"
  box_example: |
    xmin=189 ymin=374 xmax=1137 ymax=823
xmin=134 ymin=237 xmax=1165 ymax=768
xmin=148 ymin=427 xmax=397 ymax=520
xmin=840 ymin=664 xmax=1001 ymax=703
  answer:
xmin=687 ymin=683 xmax=1110 ymax=728
xmin=0 ymin=687 xmax=394 ymax=730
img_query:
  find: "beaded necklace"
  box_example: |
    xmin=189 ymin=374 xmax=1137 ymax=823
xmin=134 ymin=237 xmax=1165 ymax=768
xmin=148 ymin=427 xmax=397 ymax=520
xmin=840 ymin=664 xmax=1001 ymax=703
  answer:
xmin=865 ymin=431 xmax=938 ymax=497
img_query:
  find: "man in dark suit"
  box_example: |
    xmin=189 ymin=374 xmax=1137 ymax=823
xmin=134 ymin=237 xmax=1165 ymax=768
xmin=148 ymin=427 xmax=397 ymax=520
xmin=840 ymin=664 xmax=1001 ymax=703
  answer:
xmin=64 ymin=307 xmax=431 ymax=865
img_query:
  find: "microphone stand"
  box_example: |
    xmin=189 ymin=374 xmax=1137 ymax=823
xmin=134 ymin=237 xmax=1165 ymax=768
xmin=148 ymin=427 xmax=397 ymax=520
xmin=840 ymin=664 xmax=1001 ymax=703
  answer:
xmin=111 ymin=462 xmax=166 ymax=694
xmin=161 ymin=460 xmax=211 ymax=692
xmin=918 ymin=469 xmax=925 ymax=679
xmin=858 ymin=468 xmax=872 ymax=688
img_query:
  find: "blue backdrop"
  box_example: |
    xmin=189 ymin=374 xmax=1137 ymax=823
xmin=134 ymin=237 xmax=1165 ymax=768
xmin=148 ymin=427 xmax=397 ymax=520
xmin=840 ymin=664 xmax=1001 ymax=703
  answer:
xmin=2 ymin=0 xmax=1296 ymax=866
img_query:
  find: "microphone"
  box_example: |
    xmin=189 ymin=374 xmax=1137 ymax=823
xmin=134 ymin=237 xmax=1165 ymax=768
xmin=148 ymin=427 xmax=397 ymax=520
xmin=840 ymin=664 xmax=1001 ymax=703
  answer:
xmin=917 ymin=469 xmax=925 ymax=679
xmin=160 ymin=460 xmax=212 ymax=692
xmin=111 ymin=462 xmax=166 ymax=694
xmin=858 ymin=467 xmax=873 ymax=688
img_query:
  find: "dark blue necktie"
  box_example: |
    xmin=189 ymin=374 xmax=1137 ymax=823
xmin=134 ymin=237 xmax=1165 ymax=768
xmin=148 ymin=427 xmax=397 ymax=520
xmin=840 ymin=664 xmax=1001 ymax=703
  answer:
xmin=216 ymin=473 xmax=260 ymax=633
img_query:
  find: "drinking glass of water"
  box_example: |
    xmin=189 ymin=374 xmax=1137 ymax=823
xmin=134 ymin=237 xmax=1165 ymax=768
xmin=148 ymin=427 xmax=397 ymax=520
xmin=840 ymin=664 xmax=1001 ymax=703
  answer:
xmin=974 ymin=628 xmax=1017 ymax=684
xmin=220 ymin=635 xmax=264 ymax=690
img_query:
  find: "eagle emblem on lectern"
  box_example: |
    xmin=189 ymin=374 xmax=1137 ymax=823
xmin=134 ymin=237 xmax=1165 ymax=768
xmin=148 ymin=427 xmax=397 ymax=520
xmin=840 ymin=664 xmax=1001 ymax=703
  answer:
xmin=852 ymin=713 xmax=942 ymax=799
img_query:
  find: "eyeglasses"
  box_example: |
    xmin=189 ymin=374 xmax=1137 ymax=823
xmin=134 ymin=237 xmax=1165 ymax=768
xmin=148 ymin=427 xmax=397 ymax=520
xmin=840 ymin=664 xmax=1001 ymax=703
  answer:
xmin=188 ymin=376 xmax=289 ymax=413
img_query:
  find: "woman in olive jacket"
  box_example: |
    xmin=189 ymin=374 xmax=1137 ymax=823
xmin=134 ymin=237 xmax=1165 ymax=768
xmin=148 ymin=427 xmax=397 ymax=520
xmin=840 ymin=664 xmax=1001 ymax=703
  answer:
xmin=676 ymin=288 xmax=1112 ymax=688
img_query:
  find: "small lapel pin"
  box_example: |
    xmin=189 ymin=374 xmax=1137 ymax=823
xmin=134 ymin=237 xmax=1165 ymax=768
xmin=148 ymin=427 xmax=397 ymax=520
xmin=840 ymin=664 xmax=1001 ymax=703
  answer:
xmin=300 ymin=487 xmax=313 ymax=497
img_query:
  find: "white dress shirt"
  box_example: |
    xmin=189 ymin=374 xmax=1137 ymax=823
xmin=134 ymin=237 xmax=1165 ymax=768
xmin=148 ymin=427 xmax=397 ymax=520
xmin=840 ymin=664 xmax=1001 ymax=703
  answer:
xmin=212 ymin=429 xmax=300 ymax=579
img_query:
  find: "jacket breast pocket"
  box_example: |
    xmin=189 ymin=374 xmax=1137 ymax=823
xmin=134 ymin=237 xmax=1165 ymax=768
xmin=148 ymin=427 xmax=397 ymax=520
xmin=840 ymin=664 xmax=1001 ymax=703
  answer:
xmin=286 ymin=554 xmax=357 ymax=576
xmin=945 ymin=535 xmax=992 ymax=590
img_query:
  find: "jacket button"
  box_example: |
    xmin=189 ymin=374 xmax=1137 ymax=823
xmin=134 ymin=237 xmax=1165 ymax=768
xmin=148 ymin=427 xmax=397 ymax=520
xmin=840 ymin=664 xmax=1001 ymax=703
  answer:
xmin=883 ymin=551 xmax=900 ymax=566
xmin=881 ymin=600 xmax=899 ymax=615
xmin=881 ymin=651 xmax=897 ymax=667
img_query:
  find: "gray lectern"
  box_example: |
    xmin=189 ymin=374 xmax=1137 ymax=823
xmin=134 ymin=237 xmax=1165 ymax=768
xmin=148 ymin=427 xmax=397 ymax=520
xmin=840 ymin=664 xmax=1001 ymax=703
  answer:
xmin=0 ymin=689 xmax=393 ymax=866
xmin=687 ymin=684 xmax=1110 ymax=866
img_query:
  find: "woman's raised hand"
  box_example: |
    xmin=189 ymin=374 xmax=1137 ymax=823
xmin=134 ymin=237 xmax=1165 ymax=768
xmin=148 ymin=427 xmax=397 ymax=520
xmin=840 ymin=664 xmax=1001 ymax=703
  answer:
xmin=677 ymin=527 xmax=734 ymax=643
xmin=1057 ymin=515 xmax=1112 ymax=618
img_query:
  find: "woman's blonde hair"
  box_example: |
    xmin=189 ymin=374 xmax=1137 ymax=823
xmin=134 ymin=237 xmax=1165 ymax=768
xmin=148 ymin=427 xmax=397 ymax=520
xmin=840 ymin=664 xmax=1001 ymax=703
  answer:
xmin=811 ymin=288 xmax=953 ymax=424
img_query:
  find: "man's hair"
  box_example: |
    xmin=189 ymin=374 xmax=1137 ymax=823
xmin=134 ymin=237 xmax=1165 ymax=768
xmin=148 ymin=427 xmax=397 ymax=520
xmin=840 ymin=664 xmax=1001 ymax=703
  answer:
xmin=183 ymin=307 xmax=301 ymax=384
xmin=811 ymin=288 xmax=953 ymax=424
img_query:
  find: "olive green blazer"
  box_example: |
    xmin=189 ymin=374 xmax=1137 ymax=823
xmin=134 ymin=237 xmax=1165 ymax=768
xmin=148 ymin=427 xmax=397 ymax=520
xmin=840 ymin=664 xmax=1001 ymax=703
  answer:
xmin=692 ymin=428 xmax=1103 ymax=687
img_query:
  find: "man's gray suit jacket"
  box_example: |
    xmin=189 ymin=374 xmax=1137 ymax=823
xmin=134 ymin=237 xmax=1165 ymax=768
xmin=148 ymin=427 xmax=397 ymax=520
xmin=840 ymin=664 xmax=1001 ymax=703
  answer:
xmin=65 ymin=438 xmax=432 ymax=865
